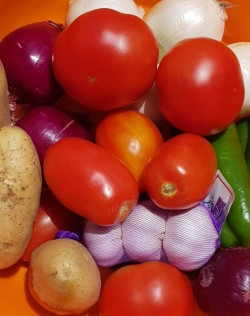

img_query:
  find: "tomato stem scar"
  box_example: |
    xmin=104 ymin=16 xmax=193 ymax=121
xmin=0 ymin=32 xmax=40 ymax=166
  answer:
xmin=161 ymin=183 xmax=176 ymax=196
xmin=87 ymin=75 xmax=97 ymax=84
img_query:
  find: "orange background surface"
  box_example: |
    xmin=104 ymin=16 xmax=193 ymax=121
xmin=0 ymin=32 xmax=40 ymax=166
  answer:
xmin=0 ymin=0 xmax=249 ymax=315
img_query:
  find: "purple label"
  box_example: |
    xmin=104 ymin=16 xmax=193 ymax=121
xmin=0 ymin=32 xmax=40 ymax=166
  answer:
xmin=211 ymin=197 xmax=226 ymax=226
xmin=200 ymin=170 xmax=234 ymax=234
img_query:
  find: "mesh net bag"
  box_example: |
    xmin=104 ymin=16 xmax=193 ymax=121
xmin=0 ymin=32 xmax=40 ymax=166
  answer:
xmin=163 ymin=205 xmax=220 ymax=271
xmin=83 ymin=170 xmax=234 ymax=271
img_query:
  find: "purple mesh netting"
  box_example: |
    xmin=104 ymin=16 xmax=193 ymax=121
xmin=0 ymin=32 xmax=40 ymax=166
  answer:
xmin=122 ymin=200 xmax=170 ymax=263
xmin=163 ymin=205 xmax=219 ymax=271
xmin=83 ymin=201 xmax=219 ymax=271
xmin=82 ymin=171 xmax=234 ymax=271
xmin=83 ymin=221 xmax=131 ymax=267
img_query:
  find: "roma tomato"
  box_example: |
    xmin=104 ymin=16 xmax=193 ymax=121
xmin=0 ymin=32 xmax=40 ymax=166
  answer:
xmin=95 ymin=110 xmax=164 ymax=192
xmin=98 ymin=261 xmax=195 ymax=316
xmin=52 ymin=8 xmax=159 ymax=111
xmin=156 ymin=37 xmax=244 ymax=136
xmin=143 ymin=133 xmax=217 ymax=210
xmin=22 ymin=188 xmax=83 ymax=262
xmin=43 ymin=137 xmax=139 ymax=225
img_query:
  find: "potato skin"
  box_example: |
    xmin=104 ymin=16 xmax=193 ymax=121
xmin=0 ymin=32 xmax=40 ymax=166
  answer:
xmin=0 ymin=125 xmax=42 ymax=268
xmin=0 ymin=61 xmax=11 ymax=127
xmin=29 ymin=238 xmax=101 ymax=315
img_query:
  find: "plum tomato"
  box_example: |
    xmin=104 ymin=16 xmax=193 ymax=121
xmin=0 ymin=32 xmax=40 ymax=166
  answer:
xmin=43 ymin=137 xmax=139 ymax=226
xmin=98 ymin=261 xmax=195 ymax=316
xmin=143 ymin=133 xmax=217 ymax=210
xmin=22 ymin=188 xmax=83 ymax=262
xmin=156 ymin=37 xmax=245 ymax=136
xmin=95 ymin=110 xmax=164 ymax=192
xmin=52 ymin=8 xmax=159 ymax=111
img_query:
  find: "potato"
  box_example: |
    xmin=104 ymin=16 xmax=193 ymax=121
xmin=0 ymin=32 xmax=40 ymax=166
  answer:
xmin=29 ymin=238 xmax=101 ymax=315
xmin=0 ymin=125 xmax=42 ymax=269
xmin=0 ymin=60 xmax=11 ymax=127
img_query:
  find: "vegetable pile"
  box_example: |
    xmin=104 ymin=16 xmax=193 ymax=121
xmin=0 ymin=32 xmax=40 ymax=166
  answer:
xmin=0 ymin=0 xmax=250 ymax=315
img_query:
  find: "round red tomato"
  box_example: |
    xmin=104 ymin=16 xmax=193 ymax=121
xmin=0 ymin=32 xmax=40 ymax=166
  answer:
xmin=52 ymin=8 xmax=159 ymax=111
xmin=95 ymin=110 xmax=164 ymax=192
xmin=156 ymin=37 xmax=244 ymax=136
xmin=22 ymin=188 xmax=83 ymax=262
xmin=98 ymin=261 xmax=195 ymax=316
xmin=143 ymin=133 xmax=217 ymax=210
xmin=43 ymin=137 xmax=139 ymax=225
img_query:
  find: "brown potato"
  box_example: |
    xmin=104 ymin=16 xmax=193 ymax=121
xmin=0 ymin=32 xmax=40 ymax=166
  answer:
xmin=0 ymin=125 xmax=42 ymax=269
xmin=0 ymin=60 xmax=11 ymax=127
xmin=29 ymin=238 xmax=101 ymax=315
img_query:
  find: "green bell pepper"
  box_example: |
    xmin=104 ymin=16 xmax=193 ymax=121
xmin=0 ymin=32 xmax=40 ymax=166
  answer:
xmin=236 ymin=117 xmax=249 ymax=153
xmin=209 ymin=123 xmax=250 ymax=247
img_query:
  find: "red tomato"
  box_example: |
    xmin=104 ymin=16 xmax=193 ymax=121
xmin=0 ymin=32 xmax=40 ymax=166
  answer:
xmin=43 ymin=137 xmax=139 ymax=225
xmin=22 ymin=188 xmax=83 ymax=262
xmin=98 ymin=261 xmax=195 ymax=316
xmin=156 ymin=37 xmax=244 ymax=136
xmin=95 ymin=110 xmax=164 ymax=192
xmin=53 ymin=8 xmax=159 ymax=111
xmin=143 ymin=133 xmax=217 ymax=210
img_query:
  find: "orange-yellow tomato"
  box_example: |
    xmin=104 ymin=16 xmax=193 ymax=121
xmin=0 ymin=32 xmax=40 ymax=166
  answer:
xmin=0 ymin=1 xmax=210 ymax=315
xmin=223 ymin=0 xmax=250 ymax=44
xmin=95 ymin=110 xmax=164 ymax=192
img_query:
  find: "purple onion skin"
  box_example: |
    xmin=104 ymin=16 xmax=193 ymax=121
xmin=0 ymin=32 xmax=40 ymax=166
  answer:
xmin=193 ymin=247 xmax=250 ymax=316
xmin=16 ymin=105 xmax=92 ymax=164
xmin=0 ymin=21 xmax=64 ymax=105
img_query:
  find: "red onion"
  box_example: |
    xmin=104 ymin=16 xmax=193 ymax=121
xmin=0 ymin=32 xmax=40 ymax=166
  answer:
xmin=193 ymin=247 xmax=250 ymax=316
xmin=16 ymin=105 xmax=92 ymax=164
xmin=0 ymin=21 xmax=64 ymax=105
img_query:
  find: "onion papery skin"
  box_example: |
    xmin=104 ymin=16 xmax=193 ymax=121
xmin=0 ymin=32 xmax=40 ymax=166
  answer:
xmin=15 ymin=105 xmax=92 ymax=164
xmin=145 ymin=0 xmax=227 ymax=53
xmin=228 ymin=42 xmax=250 ymax=118
xmin=66 ymin=0 xmax=145 ymax=26
xmin=0 ymin=21 xmax=64 ymax=105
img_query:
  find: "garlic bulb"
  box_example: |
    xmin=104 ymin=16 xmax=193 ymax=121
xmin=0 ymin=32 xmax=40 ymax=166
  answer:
xmin=66 ymin=0 xmax=145 ymax=26
xmin=145 ymin=0 xmax=227 ymax=53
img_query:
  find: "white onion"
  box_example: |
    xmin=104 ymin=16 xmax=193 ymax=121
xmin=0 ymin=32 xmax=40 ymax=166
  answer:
xmin=228 ymin=42 xmax=250 ymax=117
xmin=127 ymin=84 xmax=167 ymax=128
xmin=66 ymin=0 xmax=144 ymax=26
xmin=145 ymin=0 xmax=227 ymax=53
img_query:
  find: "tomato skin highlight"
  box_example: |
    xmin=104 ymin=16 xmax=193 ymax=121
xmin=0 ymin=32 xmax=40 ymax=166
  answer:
xmin=95 ymin=110 xmax=164 ymax=192
xmin=98 ymin=261 xmax=195 ymax=316
xmin=52 ymin=8 xmax=159 ymax=111
xmin=143 ymin=133 xmax=217 ymax=210
xmin=156 ymin=37 xmax=245 ymax=136
xmin=43 ymin=137 xmax=139 ymax=225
